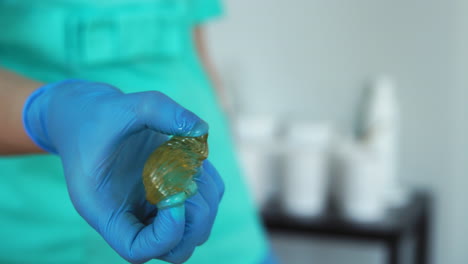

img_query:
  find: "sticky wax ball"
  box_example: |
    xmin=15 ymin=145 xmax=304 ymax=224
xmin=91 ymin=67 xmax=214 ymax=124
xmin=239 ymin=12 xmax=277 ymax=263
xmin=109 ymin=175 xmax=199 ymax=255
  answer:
xmin=142 ymin=134 xmax=208 ymax=209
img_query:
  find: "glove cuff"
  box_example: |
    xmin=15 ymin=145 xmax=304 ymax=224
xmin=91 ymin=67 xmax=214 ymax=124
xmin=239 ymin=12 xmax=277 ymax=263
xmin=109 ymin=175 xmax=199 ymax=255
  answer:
xmin=22 ymin=82 xmax=57 ymax=154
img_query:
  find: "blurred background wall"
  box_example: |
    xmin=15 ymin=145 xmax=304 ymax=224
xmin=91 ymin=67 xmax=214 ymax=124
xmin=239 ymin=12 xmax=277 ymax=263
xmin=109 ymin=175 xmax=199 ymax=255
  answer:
xmin=204 ymin=0 xmax=468 ymax=263
xmin=452 ymin=1 xmax=468 ymax=263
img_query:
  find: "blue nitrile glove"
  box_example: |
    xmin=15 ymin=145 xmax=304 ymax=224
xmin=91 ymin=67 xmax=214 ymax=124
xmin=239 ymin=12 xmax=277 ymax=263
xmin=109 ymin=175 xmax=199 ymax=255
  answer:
xmin=23 ymin=80 xmax=225 ymax=264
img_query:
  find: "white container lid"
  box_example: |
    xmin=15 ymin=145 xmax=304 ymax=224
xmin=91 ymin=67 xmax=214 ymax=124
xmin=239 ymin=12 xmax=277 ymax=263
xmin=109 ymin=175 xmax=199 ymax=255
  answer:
xmin=284 ymin=122 xmax=334 ymax=151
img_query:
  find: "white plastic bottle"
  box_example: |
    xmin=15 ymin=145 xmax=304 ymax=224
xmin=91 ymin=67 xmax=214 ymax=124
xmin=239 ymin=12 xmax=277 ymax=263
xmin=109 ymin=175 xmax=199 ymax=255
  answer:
xmin=356 ymin=75 xmax=407 ymax=207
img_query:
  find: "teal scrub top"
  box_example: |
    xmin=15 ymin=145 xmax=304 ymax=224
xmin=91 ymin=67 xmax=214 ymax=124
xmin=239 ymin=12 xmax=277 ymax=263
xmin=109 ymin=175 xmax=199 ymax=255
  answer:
xmin=0 ymin=1 xmax=268 ymax=263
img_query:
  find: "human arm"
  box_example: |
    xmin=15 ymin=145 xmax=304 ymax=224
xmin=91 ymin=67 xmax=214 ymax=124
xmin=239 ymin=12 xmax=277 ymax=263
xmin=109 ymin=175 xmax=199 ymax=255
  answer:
xmin=0 ymin=71 xmax=224 ymax=263
xmin=0 ymin=69 xmax=44 ymax=154
xmin=194 ymin=27 xmax=234 ymax=117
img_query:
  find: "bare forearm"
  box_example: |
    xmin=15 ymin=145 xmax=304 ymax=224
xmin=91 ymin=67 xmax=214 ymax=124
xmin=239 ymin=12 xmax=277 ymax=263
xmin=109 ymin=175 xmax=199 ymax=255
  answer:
xmin=0 ymin=69 xmax=44 ymax=155
xmin=194 ymin=27 xmax=233 ymax=116
xmin=194 ymin=28 xmax=221 ymax=90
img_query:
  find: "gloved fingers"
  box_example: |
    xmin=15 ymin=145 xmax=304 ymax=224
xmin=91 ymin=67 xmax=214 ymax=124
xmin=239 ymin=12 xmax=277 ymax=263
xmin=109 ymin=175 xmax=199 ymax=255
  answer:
xmin=184 ymin=193 xmax=211 ymax=245
xmin=159 ymin=243 xmax=196 ymax=264
xmin=142 ymin=203 xmax=158 ymax=226
xmin=202 ymin=160 xmax=225 ymax=200
xmin=118 ymin=92 xmax=208 ymax=137
xmin=193 ymin=165 xmax=223 ymax=244
xmin=110 ymin=206 xmax=185 ymax=263
xmin=159 ymin=193 xmax=211 ymax=263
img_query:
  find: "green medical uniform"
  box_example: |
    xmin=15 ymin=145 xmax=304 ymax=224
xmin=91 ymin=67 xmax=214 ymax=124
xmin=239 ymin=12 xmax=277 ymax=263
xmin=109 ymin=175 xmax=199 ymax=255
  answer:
xmin=0 ymin=1 xmax=268 ymax=263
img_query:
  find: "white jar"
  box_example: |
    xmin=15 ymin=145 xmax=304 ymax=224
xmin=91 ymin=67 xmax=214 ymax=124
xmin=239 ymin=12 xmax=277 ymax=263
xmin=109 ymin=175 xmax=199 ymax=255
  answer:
xmin=234 ymin=116 xmax=278 ymax=209
xmin=333 ymin=140 xmax=389 ymax=222
xmin=281 ymin=122 xmax=332 ymax=218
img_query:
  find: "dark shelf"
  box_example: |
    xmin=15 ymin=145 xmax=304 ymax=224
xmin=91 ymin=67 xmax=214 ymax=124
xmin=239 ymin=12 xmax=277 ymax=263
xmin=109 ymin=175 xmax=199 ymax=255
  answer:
xmin=262 ymin=191 xmax=432 ymax=264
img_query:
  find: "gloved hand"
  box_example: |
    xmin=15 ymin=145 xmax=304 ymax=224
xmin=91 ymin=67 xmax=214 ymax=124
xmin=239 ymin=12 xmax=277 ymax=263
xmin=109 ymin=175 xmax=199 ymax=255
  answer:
xmin=23 ymin=80 xmax=225 ymax=264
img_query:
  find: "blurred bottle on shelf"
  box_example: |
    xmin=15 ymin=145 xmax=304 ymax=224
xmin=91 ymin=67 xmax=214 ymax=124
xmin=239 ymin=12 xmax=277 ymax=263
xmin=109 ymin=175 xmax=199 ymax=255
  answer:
xmin=330 ymin=75 xmax=409 ymax=223
xmin=355 ymin=75 xmax=408 ymax=207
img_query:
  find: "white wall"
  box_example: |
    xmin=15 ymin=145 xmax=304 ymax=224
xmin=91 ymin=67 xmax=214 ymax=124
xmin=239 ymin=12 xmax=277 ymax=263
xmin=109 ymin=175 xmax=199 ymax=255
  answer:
xmin=449 ymin=1 xmax=468 ymax=263
xmin=206 ymin=1 xmax=465 ymax=263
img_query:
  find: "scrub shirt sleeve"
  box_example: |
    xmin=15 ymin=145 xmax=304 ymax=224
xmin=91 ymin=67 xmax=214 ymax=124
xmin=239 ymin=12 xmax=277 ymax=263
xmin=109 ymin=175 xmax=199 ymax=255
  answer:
xmin=192 ymin=0 xmax=223 ymax=24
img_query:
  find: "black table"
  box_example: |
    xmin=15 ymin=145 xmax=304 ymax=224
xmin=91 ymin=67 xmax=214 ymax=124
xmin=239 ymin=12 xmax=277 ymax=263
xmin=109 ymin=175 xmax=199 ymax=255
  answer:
xmin=262 ymin=191 xmax=432 ymax=264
